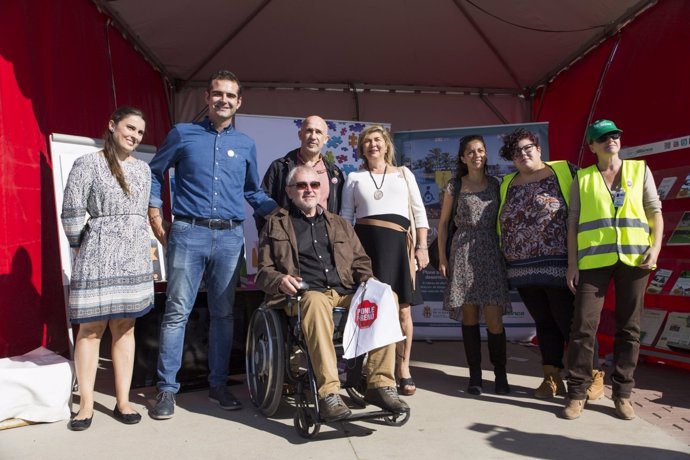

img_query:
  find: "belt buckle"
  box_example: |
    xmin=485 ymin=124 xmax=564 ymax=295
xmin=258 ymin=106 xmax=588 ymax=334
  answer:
xmin=208 ymin=218 xmax=223 ymax=229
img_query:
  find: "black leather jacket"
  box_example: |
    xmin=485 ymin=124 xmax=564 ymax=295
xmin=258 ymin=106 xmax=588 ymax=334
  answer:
xmin=255 ymin=148 xmax=345 ymax=231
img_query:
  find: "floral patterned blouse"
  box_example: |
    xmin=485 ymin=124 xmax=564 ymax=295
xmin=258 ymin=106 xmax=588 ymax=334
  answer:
xmin=499 ymin=174 xmax=569 ymax=288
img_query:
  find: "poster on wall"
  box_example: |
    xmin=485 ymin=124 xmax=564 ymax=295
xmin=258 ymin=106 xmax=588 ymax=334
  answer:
xmin=647 ymin=268 xmax=673 ymax=294
xmin=667 ymin=212 xmax=690 ymax=246
xmin=394 ymin=122 xmax=549 ymax=341
xmin=235 ymin=115 xmax=390 ymax=277
xmin=639 ymin=308 xmax=667 ymax=346
xmin=676 ymin=173 xmax=690 ymax=198
xmin=656 ymin=312 xmax=690 ymax=352
xmin=670 ymin=271 xmax=690 ymax=296
xmin=657 ymin=176 xmax=678 ymax=200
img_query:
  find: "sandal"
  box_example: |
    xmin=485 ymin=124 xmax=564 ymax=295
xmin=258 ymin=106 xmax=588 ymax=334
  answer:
xmin=398 ymin=377 xmax=416 ymax=396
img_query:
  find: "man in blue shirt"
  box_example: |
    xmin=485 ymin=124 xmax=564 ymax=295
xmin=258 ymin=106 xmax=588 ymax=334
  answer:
xmin=147 ymin=70 xmax=277 ymax=419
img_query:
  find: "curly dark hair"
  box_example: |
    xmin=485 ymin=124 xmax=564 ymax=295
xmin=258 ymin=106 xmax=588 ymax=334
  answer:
xmin=499 ymin=128 xmax=540 ymax=162
xmin=456 ymin=134 xmax=486 ymax=177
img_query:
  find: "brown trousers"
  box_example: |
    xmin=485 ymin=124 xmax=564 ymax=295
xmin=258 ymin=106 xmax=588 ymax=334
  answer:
xmin=286 ymin=289 xmax=396 ymax=398
xmin=566 ymin=262 xmax=650 ymax=399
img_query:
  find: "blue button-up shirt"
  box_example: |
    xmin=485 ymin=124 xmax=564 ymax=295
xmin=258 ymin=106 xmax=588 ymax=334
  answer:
xmin=149 ymin=118 xmax=277 ymax=221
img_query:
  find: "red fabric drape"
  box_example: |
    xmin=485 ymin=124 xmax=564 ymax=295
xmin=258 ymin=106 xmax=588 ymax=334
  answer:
xmin=0 ymin=0 xmax=170 ymax=357
xmin=534 ymin=0 xmax=690 ymax=365
xmin=535 ymin=0 xmax=690 ymax=166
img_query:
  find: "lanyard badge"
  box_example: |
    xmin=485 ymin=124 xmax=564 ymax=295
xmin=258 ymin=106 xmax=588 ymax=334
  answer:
xmin=612 ymin=189 xmax=626 ymax=208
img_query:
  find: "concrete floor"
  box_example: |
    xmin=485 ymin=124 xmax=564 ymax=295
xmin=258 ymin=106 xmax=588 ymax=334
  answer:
xmin=1 ymin=340 xmax=689 ymax=460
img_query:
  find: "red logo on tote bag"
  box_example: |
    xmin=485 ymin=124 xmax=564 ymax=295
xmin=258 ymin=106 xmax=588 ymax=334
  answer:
xmin=355 ymin=300 xmax=378 ymax=328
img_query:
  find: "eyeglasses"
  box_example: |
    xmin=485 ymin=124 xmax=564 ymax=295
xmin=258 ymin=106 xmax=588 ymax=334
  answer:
xmin=288 ymin=181 xmax=321 ymax=191
xmin=595 ymin=133 xmax=621 ymax=144
xmin=512 ymin=143 xmax=535 ymax=158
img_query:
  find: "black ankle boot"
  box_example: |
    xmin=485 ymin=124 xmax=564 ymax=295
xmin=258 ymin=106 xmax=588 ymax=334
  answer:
xmin=462 ymin=324 xmax=482 ymax=395
xmin=488 ymin=328 xmax=511 ymax=395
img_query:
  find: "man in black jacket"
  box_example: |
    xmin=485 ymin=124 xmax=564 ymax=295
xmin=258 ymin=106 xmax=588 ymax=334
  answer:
xmin=256 ymin=115 xmax=344 ymax=231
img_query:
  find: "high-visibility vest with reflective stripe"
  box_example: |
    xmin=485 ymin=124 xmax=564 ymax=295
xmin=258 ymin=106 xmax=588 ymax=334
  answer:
xmin=576 ymin=160 xmax=650 ymax=269
xmin=497 ymin=160 xmax=574 ymax=239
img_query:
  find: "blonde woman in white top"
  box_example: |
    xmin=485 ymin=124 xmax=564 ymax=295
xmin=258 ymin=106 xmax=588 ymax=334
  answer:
xmin=341 ymin=125 xmax=429 ymax=396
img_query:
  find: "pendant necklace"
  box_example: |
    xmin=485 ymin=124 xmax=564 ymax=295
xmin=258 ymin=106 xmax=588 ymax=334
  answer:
xmin=369 ymin=164 xmax=387 ymax=200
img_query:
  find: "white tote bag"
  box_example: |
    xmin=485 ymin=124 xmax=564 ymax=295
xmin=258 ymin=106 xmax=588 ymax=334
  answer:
xmin=342 ymin=279 xmax=404 ymax=359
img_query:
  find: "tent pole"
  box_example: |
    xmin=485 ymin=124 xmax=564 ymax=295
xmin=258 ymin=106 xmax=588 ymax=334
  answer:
xmin=91 ymin=0 xmax=174 ymax=83
xmin=479 ymin=95 xmax=508 ymax=124
xmin=181 ymin=0 xmax=273 ymax=86
xmin=577 ymin=34 xmax=622 ymax=166
xmin=349 ymin=83 xmax=360 ymax=121
xmin=451 ymin=0 xmax=522 ymax=92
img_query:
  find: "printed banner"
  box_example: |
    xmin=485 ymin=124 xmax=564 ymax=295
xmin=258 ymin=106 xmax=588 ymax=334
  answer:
xmin=393 ymin=122 xmax=549 ymax=340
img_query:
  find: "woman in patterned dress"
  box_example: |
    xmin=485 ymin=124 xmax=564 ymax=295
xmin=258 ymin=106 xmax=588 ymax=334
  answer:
xmin=61 ymin=106 xmax=154 ymax=430
xmin=437 ymin=135 xmax=512 ymax=395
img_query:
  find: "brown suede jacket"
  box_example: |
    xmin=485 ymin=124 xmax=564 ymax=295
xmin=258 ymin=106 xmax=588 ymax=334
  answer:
xmin=256 ymin=206 xmax=373 ymax=305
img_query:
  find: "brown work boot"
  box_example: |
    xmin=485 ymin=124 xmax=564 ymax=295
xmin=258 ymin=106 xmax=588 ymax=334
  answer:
xmin=562 ymin=398 xmax=585 ymax=420
xmin=534 ymin=365 xmax=566 ymax=399
xmin=586 ymin=369 xmax=605 ymax=400
xmin=318 ymin=393 xmax=351 ymax=422
xmin=613 ymin=397 xmax=636 ymax=420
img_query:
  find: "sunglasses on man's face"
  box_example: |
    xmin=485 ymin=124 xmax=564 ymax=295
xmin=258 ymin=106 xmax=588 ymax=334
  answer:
xmin=595 ymin=133 xmax=620 ymax=144
xmin=288 ymin=181 xmax=321 ymax=191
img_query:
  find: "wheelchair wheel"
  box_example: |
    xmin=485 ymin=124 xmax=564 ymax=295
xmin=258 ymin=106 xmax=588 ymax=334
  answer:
xmin=344 ymin=379 xmax=367 ymax=408
xmin=294 ymin=408 xmax=320 ymax=439
xmin=383 ymin=409 xmax=411 ymax=426
xmin=342 ymin=355 xmax=367 ymax=408
xmin=246 ymin=307 xmax=285 ymax=416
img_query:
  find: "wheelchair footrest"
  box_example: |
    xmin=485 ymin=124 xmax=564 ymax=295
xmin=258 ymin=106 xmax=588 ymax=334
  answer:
xmin=327 ymin=408 xmax=409 ymax=423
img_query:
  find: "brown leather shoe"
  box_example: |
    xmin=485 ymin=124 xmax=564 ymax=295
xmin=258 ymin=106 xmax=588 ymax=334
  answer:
xmin=562 ymin=398 xmax=585 ymax=420
xmin=613 ymin=397 xmax=636 ymax=420
xmin=365 ymin=387 xmax=410 ymax=414
xmin=319 ymin=393 xmax=351 ymax=422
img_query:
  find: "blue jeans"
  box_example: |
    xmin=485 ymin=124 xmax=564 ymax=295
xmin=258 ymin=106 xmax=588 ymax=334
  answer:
xmin=157 ymin=219 xmax=244 ymax=393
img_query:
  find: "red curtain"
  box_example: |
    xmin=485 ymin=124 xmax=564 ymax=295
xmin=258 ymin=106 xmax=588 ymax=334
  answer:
xmin=535 ymin=0 xmax=690 ymax=166
xmin=0 ymin=0 xmax=170 ymax=357
xmin=534 ymin=0 xmax=690 ymax=364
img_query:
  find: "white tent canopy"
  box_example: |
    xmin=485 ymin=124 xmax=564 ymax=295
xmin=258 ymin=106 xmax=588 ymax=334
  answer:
xmin=94 ymin=0 xmax=655 ymax=130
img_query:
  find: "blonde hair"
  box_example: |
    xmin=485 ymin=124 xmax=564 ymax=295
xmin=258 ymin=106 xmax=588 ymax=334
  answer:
xmin=357 ymin=125 xmax=396 ymax=168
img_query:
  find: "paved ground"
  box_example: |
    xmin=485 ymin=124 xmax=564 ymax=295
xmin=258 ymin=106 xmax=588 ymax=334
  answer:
xmin=1 ymin=341 xmax=689 ymax=459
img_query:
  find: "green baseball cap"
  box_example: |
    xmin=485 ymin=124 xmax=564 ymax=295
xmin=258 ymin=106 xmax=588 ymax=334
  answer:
xmin=586 ymin=119 xmax=623 ymax=143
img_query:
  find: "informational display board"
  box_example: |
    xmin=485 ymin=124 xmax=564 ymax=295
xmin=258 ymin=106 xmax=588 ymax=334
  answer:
xmin=235 ymin=114 xmax=390 ymax=276
xmin=394 ymin=122 xmax=549 ymax=341
xmin=49 ymin=134 xmax=165 ymax=312
xmin=620 ymin=133 xmax=690 ymax=159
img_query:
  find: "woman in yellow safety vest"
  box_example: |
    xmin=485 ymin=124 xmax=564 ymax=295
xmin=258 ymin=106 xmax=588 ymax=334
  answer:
xmin=563 ymin=120 xmax=663 ymax=421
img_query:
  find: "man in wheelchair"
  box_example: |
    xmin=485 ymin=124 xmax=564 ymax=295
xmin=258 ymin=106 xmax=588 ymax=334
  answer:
xmin=256 ymin=165 xmax=409 ymax=422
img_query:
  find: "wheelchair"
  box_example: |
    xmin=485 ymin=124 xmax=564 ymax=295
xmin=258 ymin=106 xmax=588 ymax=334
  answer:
xmin=245 ymin=283 xmax=410 ymax=438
